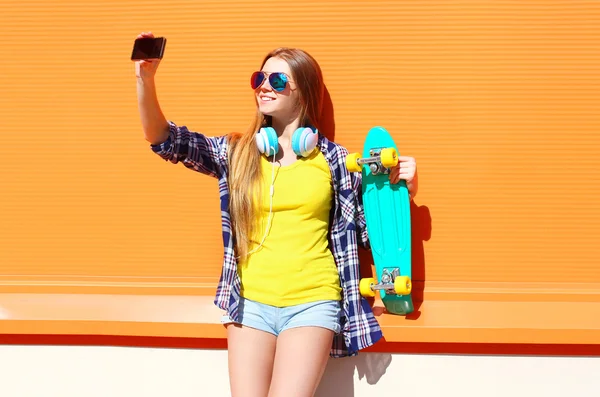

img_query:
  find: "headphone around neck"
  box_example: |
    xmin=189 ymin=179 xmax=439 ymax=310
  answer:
xmin=255 ymin=126 xmax=319 ymax=157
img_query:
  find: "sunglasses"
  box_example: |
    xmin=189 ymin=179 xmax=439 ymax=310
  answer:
xmin=250 ymin=71 xmax=292 ymax=92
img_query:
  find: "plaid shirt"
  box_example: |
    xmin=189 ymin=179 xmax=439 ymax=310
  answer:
xmin=151 ymin=121 xmax=383 ymax=357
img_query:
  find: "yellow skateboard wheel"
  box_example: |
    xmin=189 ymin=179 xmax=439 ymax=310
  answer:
xmin=359 ymin=277 xmax=376 ymax=298
xmin=380 ymin=148 xmax=398 ymax=168
xmin=394 ymin=276 xmax=412 ymax=295
xmin=346 ymin=152 xmax=362 ymax=173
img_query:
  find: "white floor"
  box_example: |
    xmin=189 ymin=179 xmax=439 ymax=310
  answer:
xmin=0 ymin=346 xmax=598 ymax=396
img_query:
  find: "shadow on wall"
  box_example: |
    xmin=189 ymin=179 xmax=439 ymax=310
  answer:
xmin=408 ymin=200 xmax=432 ymax=315
xmin=315 ymin=353 xmax=393 ymax=396
xmin=320 ymin=85 xmax=335 ymax=142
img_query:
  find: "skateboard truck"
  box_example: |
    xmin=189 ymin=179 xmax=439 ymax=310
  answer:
xmin=359 ymin=268 xmax=412 ymax=297
xmin=346 ymin=147 xmax=399 ymax=174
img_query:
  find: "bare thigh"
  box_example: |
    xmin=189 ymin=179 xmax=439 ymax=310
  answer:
xmin=268 ymin=327 xmax=334 ymax=397
xmin=227 ymin=324 xmax=277 ymax=397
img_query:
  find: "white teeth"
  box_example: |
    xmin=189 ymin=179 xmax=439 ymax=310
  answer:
xmin=261 ymin=97 xmax=274 ymax=101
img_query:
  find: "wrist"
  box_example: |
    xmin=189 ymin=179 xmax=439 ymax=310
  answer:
xmin=137 ymin=76 xmax=156 ymax=87
xmin=406 ymin=179 xmax=416 ymax=200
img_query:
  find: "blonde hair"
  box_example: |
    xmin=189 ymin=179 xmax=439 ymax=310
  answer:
xmin=227 ymin=48 xmax=325 ymax=260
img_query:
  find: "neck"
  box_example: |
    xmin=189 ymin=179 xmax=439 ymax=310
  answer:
xmin=271 ymin=114 xmax=302 ymax=148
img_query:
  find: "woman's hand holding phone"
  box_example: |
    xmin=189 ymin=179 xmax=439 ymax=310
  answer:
xmin=133 ymin=32 xmax=163 ymax=81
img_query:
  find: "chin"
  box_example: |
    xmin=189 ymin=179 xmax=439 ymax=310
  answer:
xmin=258 ymin=104 xmax=280 ymax=117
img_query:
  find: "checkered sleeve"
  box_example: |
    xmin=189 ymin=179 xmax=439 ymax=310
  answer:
xmin=351 ymin=170 xmax=370 ymax=250
xmin=150 ymin=121 xmax=228 ymax=178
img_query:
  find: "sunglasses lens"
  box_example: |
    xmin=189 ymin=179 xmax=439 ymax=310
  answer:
xmin=269 ymin=73 xmax=288 ymax=92
xmin=250 ymin=71 xmax=265 ymax=89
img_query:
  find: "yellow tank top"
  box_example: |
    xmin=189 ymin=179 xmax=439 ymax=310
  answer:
xmin=237 ymin=149 xmax=342 ymax=307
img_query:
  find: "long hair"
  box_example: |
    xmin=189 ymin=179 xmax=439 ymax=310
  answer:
xmin=227 ymin=48 xmax=325 ymax=260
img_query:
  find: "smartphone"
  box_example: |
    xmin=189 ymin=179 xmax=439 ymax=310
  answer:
xmin=131 ymin=37 xmax=167 ymax=60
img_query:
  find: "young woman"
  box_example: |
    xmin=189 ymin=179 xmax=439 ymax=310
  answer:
xmin=135 ymin=32 xmax=418 ymax=397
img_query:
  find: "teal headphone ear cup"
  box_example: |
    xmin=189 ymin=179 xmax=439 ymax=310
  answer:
xmin=255 ymin=127 xmax=279 ymax=156
xmin=291 ymin=127 xmax=319 ymax=157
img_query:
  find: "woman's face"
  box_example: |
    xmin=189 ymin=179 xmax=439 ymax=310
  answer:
xmin=254 ymin=56 xmax=299 ymax=120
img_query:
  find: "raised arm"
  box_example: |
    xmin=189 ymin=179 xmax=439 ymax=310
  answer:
xmin=134 ymin=32 xmax=170 ymax=145
xmin=133 ymin=32 xmax=227 ymax=178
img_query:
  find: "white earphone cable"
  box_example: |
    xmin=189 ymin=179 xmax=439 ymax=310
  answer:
xmin=243 ymin=156 xmax=276 ymax=258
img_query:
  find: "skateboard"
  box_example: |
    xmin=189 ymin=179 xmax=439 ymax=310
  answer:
xmin=346 ymin=126 xmax=414 ymax=315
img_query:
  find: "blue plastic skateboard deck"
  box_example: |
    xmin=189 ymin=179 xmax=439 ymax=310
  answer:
xmin=347 ymin=126 xmax=413 ymax=315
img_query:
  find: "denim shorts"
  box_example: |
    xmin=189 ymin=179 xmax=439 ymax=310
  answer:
xmin=221 ymin=297 xmax=342 ymax=335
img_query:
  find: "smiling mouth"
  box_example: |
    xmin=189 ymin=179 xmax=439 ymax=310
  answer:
xmin=259 ymin=95 xmax=276 ymax=101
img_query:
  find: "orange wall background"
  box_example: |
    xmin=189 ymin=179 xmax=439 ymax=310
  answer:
xmin=1 ymin=0 xmax=599 ymax=289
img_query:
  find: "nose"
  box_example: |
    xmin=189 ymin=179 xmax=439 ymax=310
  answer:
xmin=259 ymin=73 xmax=273 ymax=92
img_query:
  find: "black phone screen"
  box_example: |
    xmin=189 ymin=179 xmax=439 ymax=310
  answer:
xmin=131 ymin=37 xmax=167 ymax=60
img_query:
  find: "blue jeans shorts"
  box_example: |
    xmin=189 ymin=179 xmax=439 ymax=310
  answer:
xmin=221 ymin=297 xmax=342 ymax=335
